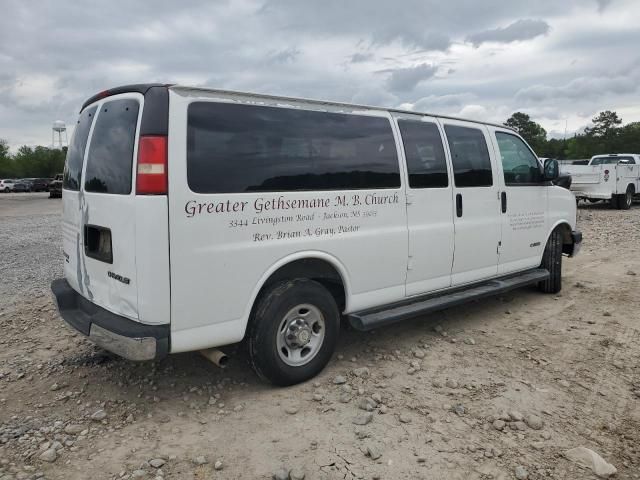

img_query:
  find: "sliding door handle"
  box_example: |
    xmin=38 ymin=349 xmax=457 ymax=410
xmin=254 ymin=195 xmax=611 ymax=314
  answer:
xmin=501 ymin=191 xmax=507 ymax=213
xmin=456 ymin=193 xmax=463 ymax=217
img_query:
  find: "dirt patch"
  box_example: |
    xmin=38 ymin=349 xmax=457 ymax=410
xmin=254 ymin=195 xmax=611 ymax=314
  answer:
xmin=1 ymin=197 xmax=639 ymax=479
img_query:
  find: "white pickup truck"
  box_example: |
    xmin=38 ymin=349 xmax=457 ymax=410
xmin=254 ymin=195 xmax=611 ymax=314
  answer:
xmin=564 ymin=154 xmax=640 ymax=209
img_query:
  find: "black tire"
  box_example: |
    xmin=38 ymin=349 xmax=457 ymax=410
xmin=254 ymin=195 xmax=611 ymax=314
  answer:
xmin=615 ymin=186 xmax=633 ymax=210
xmin=610 ymin=195 xmax=620 ymax=209
xmin=247 ymin=279 xmax=339 ymax=386
xmin=538 ymin=228 xmax=562 ymax=294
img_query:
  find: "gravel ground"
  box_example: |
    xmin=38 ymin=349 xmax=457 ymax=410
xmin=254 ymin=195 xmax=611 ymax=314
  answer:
xmin=0 ymin=193 xmax=62 ymax=306
xmin=1 ymin=194 xmax=639 ymax=480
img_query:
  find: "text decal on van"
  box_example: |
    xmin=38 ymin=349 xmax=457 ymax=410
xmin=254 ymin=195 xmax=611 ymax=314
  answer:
xmin=108 ymin=271 xmax=131 ymax=285
xmin=183 ymin=193 xmax=401 ymax=243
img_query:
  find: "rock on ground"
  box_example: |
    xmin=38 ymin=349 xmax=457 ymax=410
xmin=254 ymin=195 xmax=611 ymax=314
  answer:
xmin=38 ymin=448 xmax=58 ymax=463
xmin=565 ymin=447 xmax=617 ymax=478
xmin=514 ymin=465 xmax=528 ymax=479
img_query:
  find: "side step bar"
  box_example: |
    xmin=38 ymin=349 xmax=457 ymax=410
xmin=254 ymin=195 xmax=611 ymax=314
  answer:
xmin=347 ymin=268 xmax=550 ymax=331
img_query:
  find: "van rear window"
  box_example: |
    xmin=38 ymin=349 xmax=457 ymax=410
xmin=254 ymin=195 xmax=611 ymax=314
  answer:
xmin=63 ymin=106 xmax=97 ymax=191
xmin=187 ymin=102 xmax=400 ymax=193
xmin=84 ymin=99 xmax=140 ymax=194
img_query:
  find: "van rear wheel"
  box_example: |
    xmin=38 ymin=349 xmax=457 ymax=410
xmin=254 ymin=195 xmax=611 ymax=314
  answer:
xmin=248 ymin=279 xmax=339 ymax=386
xmin=538 ymin=228 xmax=562 ymax=294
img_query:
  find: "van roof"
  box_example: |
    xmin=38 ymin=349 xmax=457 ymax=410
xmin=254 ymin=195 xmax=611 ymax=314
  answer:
xmin=82 ymin=83 xmax=514 ymax=131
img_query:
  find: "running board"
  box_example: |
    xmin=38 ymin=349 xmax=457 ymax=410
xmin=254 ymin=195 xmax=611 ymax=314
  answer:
xmin=347 ymin=268 xmax=550 ymax=331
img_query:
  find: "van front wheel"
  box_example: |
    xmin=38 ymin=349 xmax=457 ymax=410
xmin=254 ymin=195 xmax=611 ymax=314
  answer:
xmin=248 ymin=279 xmax=339 ymax=386
xmin=538 ymin=228 xmax=562 ymax=294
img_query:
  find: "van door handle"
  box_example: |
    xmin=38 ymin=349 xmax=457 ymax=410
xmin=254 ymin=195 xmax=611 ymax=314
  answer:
xmin=84 ymin=224 xmax=113 ymax=264
xmin=501 ymin=191 xmax=507 ymax=213
xmin=456 ymin=193 xmax=463 ymax=217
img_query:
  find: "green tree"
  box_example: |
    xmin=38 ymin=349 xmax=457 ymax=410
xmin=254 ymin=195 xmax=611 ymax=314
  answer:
xmin=8 ymin=145 xmax=67 ymax=178
xmin=583 ymin=111 xmax=622 ymax=155
xmin=0 ymin=139 xmax=16 ymax=177
xmin=504 ymin=112 xmax=548 ymax=153
xmin=617 ymin=122 xmax=640 ymax=153
xmin=584 ymin=110 xmax=622 ymax=137
xmin=538 ymin=137 xmax=568 ymax=160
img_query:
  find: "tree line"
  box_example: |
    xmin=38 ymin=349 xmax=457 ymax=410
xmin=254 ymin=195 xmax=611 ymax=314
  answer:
xmin=505 ymin=111 xmax=640 ymax=160
xmin=0 ymin=140 xmax=67 ymax=179
xmin=1 ymin=109 xmax=638 ymax=178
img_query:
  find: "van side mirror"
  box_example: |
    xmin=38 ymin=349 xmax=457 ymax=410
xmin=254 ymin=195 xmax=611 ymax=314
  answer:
xmin=544 ymin=159 xmax=559 ymax=181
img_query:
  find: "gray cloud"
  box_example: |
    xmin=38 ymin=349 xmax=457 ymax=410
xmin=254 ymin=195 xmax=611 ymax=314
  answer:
xmin=1 ymin=0 xmax=640 ymax=148
xmin=411 ymin=93 xmax=477 ymax=112
xmin=596 ymin=0 xmax=613 ymax=12
xmin=516 ymin=67 xmax=640 ymax=103
xmin=386 ymin=64 xmax=437 ymax=93
xmin=267 ymin=47 xmax=301 ymax=65
xmin=350 ymin=87 xmax=398 ymax=107
xmin=373 ymin=31 xmax=450 ymax=51
xmin=466 ymin=19 xmax=550 ymax=47
xmin=350 ymin=52 xmax=374 ymax=64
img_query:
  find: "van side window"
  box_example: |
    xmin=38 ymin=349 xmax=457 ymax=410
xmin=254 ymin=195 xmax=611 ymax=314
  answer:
xmin=398 ymin=120 xmax=448 ymax=188
xmin=187 ymin=102 xmax=400 ymax=193
xmin=495 ymin=132 xmax=544 ymax=185
xmin=84 ymin=99 xmax=140 ymax=195
xmin=444 ymin=125 xmax=493 ymax=187
xmin=63 ymin=106 xmax=97 ymax=191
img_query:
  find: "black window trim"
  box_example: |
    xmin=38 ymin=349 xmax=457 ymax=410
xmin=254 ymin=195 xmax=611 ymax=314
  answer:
xmin=495 ymin=129 xmax=548 ymax=187
xmin=63 ymin=104 xmax=98 ymax=192
xmin=82 ymin=94 xmax=143 ymax=196
xmin=396 ymin=117 xmax=450 ymax=190
xmin=185 ymin=99 xmax=404 ymax=195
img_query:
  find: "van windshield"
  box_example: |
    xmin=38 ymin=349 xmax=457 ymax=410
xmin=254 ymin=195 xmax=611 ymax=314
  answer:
xmin=84 ymin=98 xmax=140 ymax=194
xmin=591 ymin=156 xmax=635 ymax=165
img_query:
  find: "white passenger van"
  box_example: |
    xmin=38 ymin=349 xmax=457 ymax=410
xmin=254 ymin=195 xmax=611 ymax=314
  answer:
xmin=51 ymin=84 xmax=582 ymax=385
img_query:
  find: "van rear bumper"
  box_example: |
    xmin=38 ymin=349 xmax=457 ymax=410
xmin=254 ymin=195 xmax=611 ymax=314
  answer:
xmin=50 ymin=278 xmax=169 ymax=361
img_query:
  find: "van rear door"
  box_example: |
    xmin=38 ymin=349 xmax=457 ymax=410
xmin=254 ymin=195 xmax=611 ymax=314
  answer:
xmin=63 ymin=93 xmax=143 ymax=320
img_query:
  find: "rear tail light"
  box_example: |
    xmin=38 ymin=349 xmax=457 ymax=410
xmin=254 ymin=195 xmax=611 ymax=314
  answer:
xmin=136 ymin=135 xmax=168 ymax=195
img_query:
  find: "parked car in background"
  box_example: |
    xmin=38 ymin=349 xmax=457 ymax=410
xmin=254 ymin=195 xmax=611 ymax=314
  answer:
xmin=49 ymin=174 xmax=63 ymax=198
xmin=564 ymin=153 xmax=640 ymax=209
xmin=11 ymin=180 xmax=30 ymax=192
xmin=0 ymin=179 xmax=15 ymax=192
xmin=19 ymin=179 xmax=34 ymax=192
xmin=27 ymin=178 xmax=51 ymax=192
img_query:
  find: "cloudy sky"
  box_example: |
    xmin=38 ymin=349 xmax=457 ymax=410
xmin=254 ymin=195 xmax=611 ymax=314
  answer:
xmin=1 ymin=0 xmax=639 ymax=149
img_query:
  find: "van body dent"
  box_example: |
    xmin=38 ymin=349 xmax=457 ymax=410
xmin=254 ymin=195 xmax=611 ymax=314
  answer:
xmin=51 ymin=84 xmax=581 ymax=385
